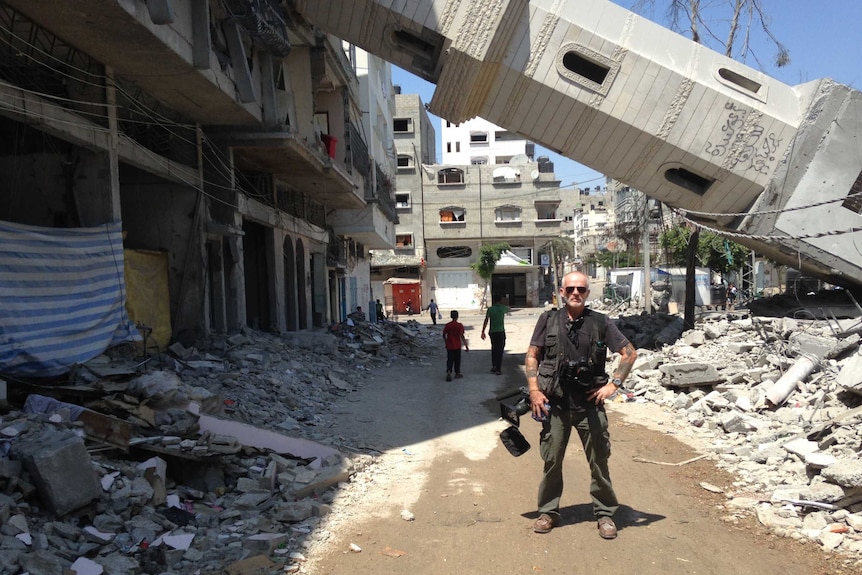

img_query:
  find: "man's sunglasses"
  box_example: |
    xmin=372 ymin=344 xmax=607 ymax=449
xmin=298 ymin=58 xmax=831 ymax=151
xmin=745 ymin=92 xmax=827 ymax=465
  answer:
xmin=563 ymin=286 xmax=588 ymax=295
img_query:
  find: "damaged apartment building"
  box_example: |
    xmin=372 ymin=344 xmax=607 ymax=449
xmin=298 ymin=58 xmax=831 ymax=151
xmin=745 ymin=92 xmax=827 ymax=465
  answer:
xmin=0 ymin=0 xmax=399 ymax=375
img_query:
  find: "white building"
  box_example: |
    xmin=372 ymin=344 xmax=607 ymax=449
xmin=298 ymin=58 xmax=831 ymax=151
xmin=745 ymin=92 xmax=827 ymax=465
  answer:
xmin=440 ymin=117 xmax=535 ymax=165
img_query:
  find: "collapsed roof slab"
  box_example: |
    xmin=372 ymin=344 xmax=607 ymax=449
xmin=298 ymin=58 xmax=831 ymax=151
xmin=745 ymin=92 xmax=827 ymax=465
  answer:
xmin=294 ymin=0 xmax=862 ymax=289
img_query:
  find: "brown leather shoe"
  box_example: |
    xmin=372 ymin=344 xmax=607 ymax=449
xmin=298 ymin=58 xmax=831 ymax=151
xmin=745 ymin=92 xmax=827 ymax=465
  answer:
xmin=597 ymin=517 xmax=617 ymax=539
xmin=533 ymin=513 xmax=560 ymax=533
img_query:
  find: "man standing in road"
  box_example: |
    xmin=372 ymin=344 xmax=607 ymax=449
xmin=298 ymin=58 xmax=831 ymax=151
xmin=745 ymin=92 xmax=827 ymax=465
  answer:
xmin=481 ymin=293 xmax=509 ymax=374
xmin=525 ymin=271 xmax=637 ymax=539
xmin=428 ymin=299 xmax=440 ymax=325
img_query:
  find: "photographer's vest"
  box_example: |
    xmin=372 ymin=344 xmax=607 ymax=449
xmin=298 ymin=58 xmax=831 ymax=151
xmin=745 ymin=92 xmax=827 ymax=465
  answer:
xmin=536 ymin=308 xmax=608 ymax=400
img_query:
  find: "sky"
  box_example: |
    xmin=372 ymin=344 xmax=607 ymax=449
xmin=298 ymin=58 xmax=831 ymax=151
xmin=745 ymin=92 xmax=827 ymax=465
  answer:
xmin=391 ymin=0 xmax=862 ymax=190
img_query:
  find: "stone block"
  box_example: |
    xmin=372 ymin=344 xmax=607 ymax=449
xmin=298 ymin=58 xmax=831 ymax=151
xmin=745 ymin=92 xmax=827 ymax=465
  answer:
xmin=659 ymin=362 xmax=722 ymax=388
xmin=782 ymin=438 xmax=820 ymax=458
xmin=243 ymin=532 xmax=287 ymax=554
xmin=821 ymin=459 xmax=862 ymax=489
xmin=294 ymin=463 xmax=351 ymax=499
xmin=837 ymin=351 xmax=862 ymax=388
xmin=682 ymin=330 xmax=705 ymax=346
xmin=19 ymin=433 xmax=101 ymax=517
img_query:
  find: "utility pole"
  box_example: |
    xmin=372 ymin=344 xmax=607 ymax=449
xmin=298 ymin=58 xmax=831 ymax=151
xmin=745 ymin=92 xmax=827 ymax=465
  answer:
xmin=643 ymin=212 xmax=651 ymax=313
xmin=549 ymin=241 xmax=558 ymax=306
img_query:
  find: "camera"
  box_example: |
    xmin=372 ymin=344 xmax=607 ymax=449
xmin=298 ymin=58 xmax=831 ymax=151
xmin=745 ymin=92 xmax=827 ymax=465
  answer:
xmin=499 ymin=389 xmax=530 ymax=427
xmin=560 ymin=357 xmax=594 ymax=388
xmin=497 ymin=387 xmax=533 ymax=457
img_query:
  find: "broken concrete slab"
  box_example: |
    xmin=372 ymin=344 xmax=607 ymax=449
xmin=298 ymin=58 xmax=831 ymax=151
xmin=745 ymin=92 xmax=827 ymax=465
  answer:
xmin=659 ymin=362 xmax=723 ymax=387
xmin=195 ymin=413 xmax=339 ymax=469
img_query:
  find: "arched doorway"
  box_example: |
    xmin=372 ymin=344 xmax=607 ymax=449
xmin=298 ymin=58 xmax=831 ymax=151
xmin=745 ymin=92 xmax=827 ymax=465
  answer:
xmin=296 ymin=238 xmax=308 ymax=329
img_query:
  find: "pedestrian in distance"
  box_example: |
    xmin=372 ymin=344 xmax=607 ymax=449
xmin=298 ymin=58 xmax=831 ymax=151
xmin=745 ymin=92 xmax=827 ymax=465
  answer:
xmin=442 ymin=310 xmax=469 ymax=382
xmin=525 ymin=271 xmax=637 ymax=539
xmin=428 ymin=299 xmax=440 ymax=325
xmin=376 ymin=299 xmax=386 ymax=323
xmin=726 ymin=282 xmax=738 ymax=310
xmin=481 ymin=293 xmax=509 ymax=374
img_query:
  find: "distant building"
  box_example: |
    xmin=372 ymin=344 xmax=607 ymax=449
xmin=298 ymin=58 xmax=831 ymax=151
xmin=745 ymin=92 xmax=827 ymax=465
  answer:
xmin=372 ymin=101 xmax=583 ymax=309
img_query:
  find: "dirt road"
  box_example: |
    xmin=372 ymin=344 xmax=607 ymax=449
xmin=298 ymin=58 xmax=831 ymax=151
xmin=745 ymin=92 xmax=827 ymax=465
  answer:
xmin=304 ymin=309 xmax=842 ymax=575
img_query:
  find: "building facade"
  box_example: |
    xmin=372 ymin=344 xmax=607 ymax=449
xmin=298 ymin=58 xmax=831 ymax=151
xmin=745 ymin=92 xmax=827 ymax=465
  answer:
xmin=440 ymin=117 xmax=534 ymax=165
xmin=0 ymin=0 xmax=398 ymax=353
xmin=374 ymin=97 xmax=579 ymax=310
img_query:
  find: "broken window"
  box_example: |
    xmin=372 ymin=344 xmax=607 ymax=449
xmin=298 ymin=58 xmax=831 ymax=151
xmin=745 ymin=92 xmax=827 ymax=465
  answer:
xmin=439 ymin=207 xmax=466 ymax=222
xmin=437 ymin=168 xmax=464 ymax=184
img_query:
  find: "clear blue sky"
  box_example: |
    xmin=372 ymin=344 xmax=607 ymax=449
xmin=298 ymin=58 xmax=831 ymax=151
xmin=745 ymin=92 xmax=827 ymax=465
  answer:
xmin=391 ymin=0 xmax=861 ymax=189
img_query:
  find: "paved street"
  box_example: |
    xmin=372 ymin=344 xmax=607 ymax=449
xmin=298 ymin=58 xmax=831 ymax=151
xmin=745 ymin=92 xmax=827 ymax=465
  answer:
xmin=303 ymin=307 xmax=843 ymax=575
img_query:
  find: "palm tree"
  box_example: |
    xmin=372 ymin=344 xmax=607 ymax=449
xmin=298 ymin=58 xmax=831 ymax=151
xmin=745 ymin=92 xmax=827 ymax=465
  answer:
xmin=471 ymin=242 xmax=510 ymax=310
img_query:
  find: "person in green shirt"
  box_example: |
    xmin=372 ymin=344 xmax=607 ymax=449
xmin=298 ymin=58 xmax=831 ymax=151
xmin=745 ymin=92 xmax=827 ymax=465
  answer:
xmin=481 ymin=294 xmax=509 ymax=374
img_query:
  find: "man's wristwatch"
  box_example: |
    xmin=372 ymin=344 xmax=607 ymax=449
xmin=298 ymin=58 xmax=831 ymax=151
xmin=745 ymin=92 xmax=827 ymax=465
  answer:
xmin=611 ymin=377 xmax=623 ymax=388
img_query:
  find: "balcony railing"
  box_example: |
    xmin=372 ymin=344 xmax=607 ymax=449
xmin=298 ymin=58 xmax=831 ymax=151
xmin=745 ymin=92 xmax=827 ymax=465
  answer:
xmin=223 ymin=0 xmax=291 ymax=56
xmin=348 ymin=122 xmax=369 ymax=177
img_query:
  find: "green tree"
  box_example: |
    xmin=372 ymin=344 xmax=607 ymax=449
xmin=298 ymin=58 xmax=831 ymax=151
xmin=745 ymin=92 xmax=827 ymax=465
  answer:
xmin=659 ymin=225 xmax=750 ymax=276
xmin=471 ymin=242 xmax=510 ymax=309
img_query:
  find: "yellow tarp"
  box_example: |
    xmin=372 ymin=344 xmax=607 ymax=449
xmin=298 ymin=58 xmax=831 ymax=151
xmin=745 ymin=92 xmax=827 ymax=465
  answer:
xmin=124 ymin=249 xmax=172 ymax=350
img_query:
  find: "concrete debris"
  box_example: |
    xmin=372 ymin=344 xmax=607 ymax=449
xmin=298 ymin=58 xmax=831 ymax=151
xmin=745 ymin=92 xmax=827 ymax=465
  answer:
xmin=619 ymin=309 xmax=862 ymax=564
xmin=0 ymin=318 xmax=440 ymax=575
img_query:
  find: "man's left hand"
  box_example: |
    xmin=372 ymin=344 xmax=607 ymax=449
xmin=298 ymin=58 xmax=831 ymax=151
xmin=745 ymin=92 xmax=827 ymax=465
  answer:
xmin=587 ymin=383 xmax=618 ymax=405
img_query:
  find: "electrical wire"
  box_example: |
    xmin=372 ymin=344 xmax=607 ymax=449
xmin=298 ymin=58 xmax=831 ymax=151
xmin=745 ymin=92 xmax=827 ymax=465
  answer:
xmin=674 ymin=207 xmax=862 ymax=241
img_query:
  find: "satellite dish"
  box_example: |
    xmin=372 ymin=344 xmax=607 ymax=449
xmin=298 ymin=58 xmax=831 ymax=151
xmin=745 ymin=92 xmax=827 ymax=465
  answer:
xmin=531 ymin=170 xmax=540 ymax=180
xmin=509 ymin=153 xmax=530 ymax=164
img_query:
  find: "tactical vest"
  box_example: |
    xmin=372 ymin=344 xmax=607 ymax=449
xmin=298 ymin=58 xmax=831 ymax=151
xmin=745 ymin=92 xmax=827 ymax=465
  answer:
xmin=536 ymin=307 xmax=608 ymax=399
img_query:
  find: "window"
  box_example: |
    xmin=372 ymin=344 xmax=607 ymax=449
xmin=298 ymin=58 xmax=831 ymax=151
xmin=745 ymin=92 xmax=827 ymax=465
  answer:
xmin=471 ymin=156 xmax=488 ymax=165
xmin=446 ymin=142 xmax=452 ymax=153
xmin=496 ymin=155 xmax=513 ymax=164
xmin=396 ymin=154 xmax=413 ymax=169
xmin=494 ymin=130 xmax=521 ymax=141
xmin=455 ymin=142 xmax=461 ymax=152
xmin=437 ymin=168 xmax=464 ymax=184
xmin=437 ymin=246 xmax=472 ymax=258
xmin=844 ymin=170 xmax=862 ymax=214
xmin=495 ymin=206 xmax=521 ymax=222
xmin=470 ymin=131 xmax=488 ymax=144
xmin=535 ymin=202 xmax=560 ymax=220
xmin=556 ymin=43 xmax=620 ymax=96
xmin=395 ymin=192 xmax=411 ymax=208
xmin=393 ymin=117 xmax=413 ymax=133
xmin=717 ymin=67 xmax=766 ymax=101
xmin=665 ymin=167 xmax=714 ymax=196
xmin=439 ymin=207 xmax=466 ymax=223
xmin=395 ymin=233 xmax=414 ymax=248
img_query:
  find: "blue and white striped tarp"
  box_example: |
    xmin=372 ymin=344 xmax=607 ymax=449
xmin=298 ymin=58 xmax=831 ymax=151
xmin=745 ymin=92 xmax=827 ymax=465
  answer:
xmin=0 ymin=220 xmax=139 ymax=378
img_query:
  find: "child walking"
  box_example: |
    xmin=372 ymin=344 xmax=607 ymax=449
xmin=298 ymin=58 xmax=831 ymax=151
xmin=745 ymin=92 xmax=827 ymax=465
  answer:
xmin=442 ymin=310 xmax=469 ymax=381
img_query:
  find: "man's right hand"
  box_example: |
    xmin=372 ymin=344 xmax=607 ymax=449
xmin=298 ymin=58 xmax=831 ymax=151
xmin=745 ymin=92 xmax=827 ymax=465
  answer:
xmin=529 ymin=389 xmax=549 ymax=419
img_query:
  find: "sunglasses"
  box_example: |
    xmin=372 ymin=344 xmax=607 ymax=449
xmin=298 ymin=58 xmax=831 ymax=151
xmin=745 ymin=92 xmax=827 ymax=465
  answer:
xmin=563 ymin=286 xmax=588 ymax=295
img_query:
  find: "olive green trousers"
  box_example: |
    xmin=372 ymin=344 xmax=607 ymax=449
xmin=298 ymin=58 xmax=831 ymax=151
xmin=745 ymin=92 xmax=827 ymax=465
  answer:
xmin=537 ymin=404 xmax=619 ymax=519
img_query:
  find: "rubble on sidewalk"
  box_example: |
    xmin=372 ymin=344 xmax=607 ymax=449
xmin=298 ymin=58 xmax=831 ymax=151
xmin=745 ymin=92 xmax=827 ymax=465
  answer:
xmin=0 ymin=317 xmax=441 ymax=575
xmin=616 ymin=307 xmax=862 ymax=568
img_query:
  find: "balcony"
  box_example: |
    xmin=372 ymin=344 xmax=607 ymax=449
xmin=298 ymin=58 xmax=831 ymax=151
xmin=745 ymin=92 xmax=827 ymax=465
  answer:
xmin=5 ymin=0 xmax=266 ymax=126
xmin=330 ymin=161 xmax=397 ymax=248
xmin=229 ymin=130 xmax=364 ymax=209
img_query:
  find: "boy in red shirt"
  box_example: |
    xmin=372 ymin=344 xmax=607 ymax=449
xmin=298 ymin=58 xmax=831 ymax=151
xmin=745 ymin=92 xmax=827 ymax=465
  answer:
xmin=442 ymin=310 xmax=469 ymax=381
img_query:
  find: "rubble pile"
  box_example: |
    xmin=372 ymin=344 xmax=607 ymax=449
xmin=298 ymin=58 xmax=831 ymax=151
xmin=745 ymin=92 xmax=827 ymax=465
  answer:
xmin=0 ymin=318 xmax=441 ymax=575
xmin=621 ymin=311 xmax=862 ymax=563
